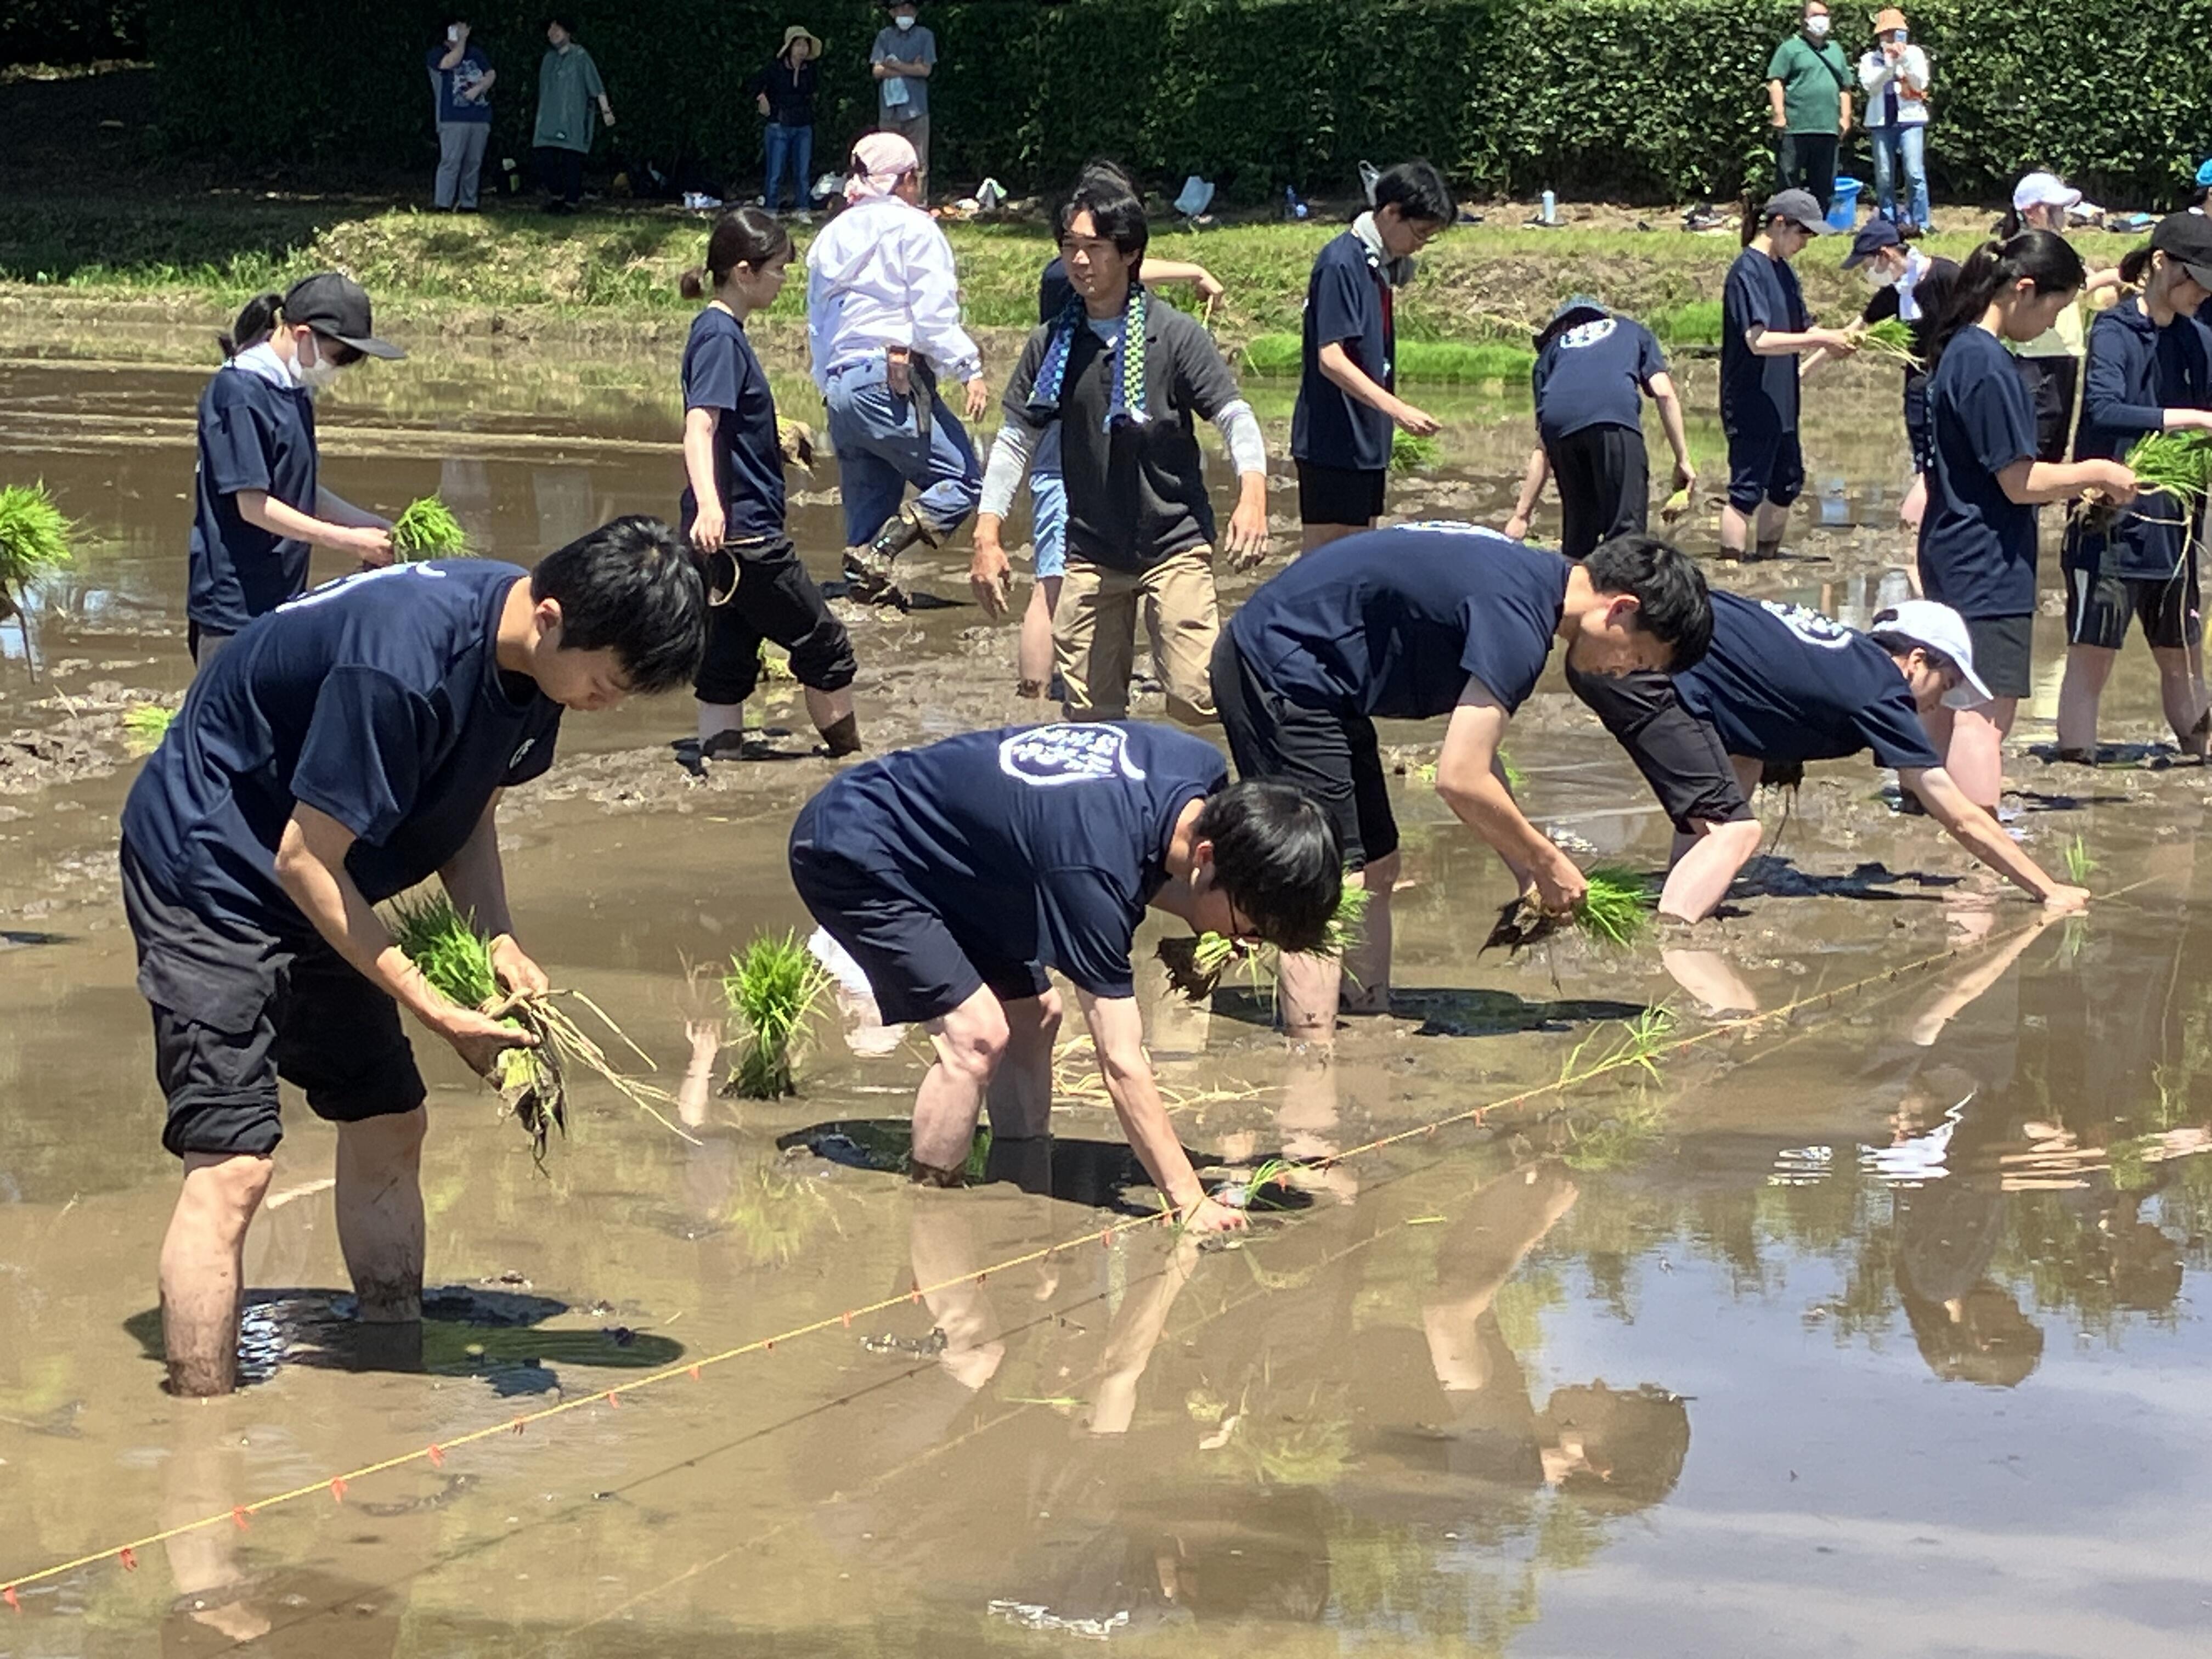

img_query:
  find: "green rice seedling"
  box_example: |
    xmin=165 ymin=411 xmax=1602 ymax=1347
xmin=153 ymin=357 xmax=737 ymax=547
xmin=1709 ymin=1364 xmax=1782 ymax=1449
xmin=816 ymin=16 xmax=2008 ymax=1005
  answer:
xmin=1160 ymin=874 xmax=1369 ymax=1002
xmin=1483 ymin=864 xmax=1657 ymax=955
xmin=1390 ymin=429 xmax=1441 ymax=473
xmin=390 ymin=495 xmax=471 ymax=562
xmin=1217 ymin=1156 xmax=1300 ymax=1211
xmin=122 ymin=702 xmax=178 ymax=753
xmin=1855 ymin=317 xmax=1923 ymax=370
xmin=387 ymin=890 xmax=682 ymax=1160
xmin=0 ymin=482 xmax=74 ymax=621
xmin=757 ymin=642 xmax=797 ymax=685
xmin=1558 ymin=1004 xmax=1674 ymax=1090
xmin=2119 ymin=431 xmax=2212 ymax=505
xmin=724 ymin=929 xmax=833 ymax=1098
xmin=2064 ymin=834 xmax=2097 ymax=885
xmin=1500 ymin=750 xmax=1527 ymax=792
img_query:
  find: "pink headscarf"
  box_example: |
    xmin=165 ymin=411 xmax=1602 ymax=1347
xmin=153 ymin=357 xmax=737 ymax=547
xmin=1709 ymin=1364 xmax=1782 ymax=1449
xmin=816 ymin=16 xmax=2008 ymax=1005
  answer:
xmin=844 ymin=131 xmax=919 ymax=204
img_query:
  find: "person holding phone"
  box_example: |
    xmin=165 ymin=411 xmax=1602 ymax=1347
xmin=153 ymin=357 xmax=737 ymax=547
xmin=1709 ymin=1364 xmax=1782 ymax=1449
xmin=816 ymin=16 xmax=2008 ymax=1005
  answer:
xmin=427 ymin=19 xmax=495 ymax=211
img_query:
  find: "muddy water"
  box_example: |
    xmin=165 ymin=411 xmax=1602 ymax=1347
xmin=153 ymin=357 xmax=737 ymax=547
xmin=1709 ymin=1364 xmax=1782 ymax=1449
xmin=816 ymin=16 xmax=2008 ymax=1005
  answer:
xmin=4 ymin=335 xmax=2212 ymax=1657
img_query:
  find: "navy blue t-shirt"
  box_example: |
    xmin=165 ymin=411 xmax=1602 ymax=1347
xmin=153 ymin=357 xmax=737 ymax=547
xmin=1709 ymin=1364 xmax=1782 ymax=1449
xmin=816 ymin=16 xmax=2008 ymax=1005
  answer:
xmin=1720 ymin=248 xmax=1806 ymax=436
xmin=1534 ymin=315 xmax=1666 ymax=447
xmin=122 ymin=560 xmax=562 ymax=940
xmin=796 ymin=723 xmax=1226 ymax=999
xmin=1920 ymin=325 xmax=2040 ymax=618
xmin=1677 ymin=592 xmax=1943 ymax=770
xmin=427 ymin=43 xmax=493 ymax=123
xmin=188 ymin=354 xmax=320 ymax=634
xmin=2072 ymin=299 xmax=2212 ymax=580
xmin=678 ymin=306 xmax=785 ymax=541
xmin=1291 ymin=231 xmax=1393 ymax=473
xmin=1228 ymin=523 xmax=1570 ymax=720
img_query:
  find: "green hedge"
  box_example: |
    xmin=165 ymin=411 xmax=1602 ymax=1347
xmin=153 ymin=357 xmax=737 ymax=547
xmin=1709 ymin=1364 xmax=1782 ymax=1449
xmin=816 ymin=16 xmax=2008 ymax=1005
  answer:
xmin=144 ymin=0 xmax=2212 ymax=206
xmin=3 ymin=0 xmax=144 ymax=64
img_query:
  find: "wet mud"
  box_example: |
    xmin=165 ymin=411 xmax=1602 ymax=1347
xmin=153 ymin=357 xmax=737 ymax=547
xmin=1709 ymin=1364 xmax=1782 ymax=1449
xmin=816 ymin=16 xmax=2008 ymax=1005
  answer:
xmin=4 ymin=331 xmax=2212 ymax=1657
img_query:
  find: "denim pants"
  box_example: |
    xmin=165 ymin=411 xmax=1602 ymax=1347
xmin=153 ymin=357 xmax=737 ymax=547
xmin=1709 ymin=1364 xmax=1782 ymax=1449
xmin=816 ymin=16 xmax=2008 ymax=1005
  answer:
xmin=823 ymin=358 xmax=981 ymax=547
xmin=763 ymin=122 xmax=812 ymax=212
xmin=435 ymin=121 xmax=489 ymax=208
xmin=1870 ymin=123 xmax=1930 ymax=227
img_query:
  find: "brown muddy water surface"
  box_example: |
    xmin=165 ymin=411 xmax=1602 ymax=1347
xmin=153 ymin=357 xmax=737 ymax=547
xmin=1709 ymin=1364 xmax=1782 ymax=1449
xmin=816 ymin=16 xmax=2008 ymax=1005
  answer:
xmin=4 ymin=330 xmax=2212 ymax=1657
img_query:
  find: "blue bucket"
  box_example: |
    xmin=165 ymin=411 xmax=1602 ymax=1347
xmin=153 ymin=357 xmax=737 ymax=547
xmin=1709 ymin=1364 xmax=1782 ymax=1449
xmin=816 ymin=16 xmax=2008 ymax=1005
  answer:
xmin=1825 ymin=178 xmax=1863 ymax=231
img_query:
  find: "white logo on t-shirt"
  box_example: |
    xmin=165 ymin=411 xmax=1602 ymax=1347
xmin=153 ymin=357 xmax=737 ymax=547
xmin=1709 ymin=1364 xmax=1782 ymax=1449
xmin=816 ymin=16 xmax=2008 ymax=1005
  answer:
xmin=1759 ymin=599 xmax=1853 ymax=649
xmin=998 ymin=724 xmax=1148 ymax=787
xmin=510 ymin=738 xmax=537 ymax=770
xmin=1556 ymin=317 xmax=1620 ymax=351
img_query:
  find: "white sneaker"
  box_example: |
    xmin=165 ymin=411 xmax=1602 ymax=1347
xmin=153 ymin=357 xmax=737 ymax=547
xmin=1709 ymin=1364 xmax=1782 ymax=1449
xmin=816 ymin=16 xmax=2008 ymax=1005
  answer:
xmin=794 ymin=210 xmax=815 ymax=225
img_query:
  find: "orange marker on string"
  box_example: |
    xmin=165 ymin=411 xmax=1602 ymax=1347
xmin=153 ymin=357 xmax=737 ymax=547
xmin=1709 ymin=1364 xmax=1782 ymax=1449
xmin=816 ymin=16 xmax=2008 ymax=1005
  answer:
xmin=232 ymin=1506 xmax=251 ymax=1531
xmin=688 ymin=1364 xmax=702 ymax=1381
xmin=4 ymin=1584 xmax=20 ymax=1612
xmin=606 ymin=1391 xmax=622 ymax=1410
xmin=330 ymin=1476 xmax=347 ymax=1504
xmin=427 ymin=1444 xmax=445 ymax=1470
xmin=118 ymin=1548 xmax=138 ymax=1572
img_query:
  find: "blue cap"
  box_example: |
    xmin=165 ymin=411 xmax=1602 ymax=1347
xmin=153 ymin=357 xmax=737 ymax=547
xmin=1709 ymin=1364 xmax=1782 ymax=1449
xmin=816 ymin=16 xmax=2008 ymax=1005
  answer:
xmin=2196 ymin=157 xmax=2212 ymax=189
xmin=1842 ymin=218 xmax=1903 ymax=268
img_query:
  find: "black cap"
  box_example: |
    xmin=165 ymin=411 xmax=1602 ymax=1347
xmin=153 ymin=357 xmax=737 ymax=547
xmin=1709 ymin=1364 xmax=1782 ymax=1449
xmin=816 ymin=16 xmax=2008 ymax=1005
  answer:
xmin=2149 ymin=212 xmax=2212 ymax=289
xmin=281 ymin=272 xmax=404 ymax=361
xmin=1842 ymin=218 xmax=1902 ymax=268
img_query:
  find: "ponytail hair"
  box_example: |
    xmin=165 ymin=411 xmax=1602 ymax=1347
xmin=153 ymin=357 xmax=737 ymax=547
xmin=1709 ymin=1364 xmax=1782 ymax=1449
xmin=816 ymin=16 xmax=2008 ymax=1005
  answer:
xmin=677 ymin=206 xmax=792 ymax=300
xmin=1929 ymin=230 xmax=2085 ymax=366
xmin=1996 ymin=205 xmax=2028 ymax=238
xmin=2117 ymin=242 xmax=2155 ymax=288
xmin=218 ymin=290 xmax=283 ymax=360
xmin=1739 ymin=193 xmax=1761 ymax=247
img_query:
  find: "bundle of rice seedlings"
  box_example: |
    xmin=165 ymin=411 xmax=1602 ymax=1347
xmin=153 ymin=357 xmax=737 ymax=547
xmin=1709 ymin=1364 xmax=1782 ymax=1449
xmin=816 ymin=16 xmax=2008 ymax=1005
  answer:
xmin=386 ymin=891 xmax=680 ymax=1161
xmin=1390 ymin=430 xmax=1441 ymax=474
xmin=0 ymin=483 xmax=74 ymax=622
xmin=1160 ymin=877 xmax=1369 ymax=1003
xmin=1855 ymin=317 xmax=1923 ymax=370
xmin=1482 ymin=864 xmax=1656 ymax=955
xmin=724 ymin=929 xmax=833 ymax=1098
xmin=2064 ymin=834 xmax=2097 ymax=885
xmin=122 ymin=702 xmax=178 ymax=754
xmin=1216 ymin=1156 xmax=1299 ymax=1211
xmin=390 ymin=496 xmax=471 ymax=562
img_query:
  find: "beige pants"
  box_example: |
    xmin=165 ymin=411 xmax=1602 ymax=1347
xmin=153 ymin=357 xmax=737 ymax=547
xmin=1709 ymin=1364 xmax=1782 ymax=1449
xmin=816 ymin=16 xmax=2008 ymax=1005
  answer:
xmin=884 ymin=111 xmax=930 ymax=200
xmin=1053 ymin=546 xmax=1220 ymax=725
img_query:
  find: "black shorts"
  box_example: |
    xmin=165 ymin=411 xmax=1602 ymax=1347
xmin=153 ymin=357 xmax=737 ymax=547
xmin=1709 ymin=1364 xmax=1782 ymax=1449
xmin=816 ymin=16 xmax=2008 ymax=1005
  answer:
xmin=1210 ymin=630 xmax=1394 ymax=869
xmin=1723 ymin=424 xmax=1804 ymax=513
xmin=1962 ymin=614 xmax=2034 ymax=700
xmin=2015 ymin=354 xmax=2080 ymax=464
xmin=2062 ymin=533 xmax=2202 ymax=652
xmin=1565 ymin=665 xmax=1756 ymax=834
xmin=121 ymin=843 xmax=425 ymax=1159
xmin=788 ymin=816 xmax=1050 ymax=1027
xmin=1548 ymin=424 xmax=1650 ymax=561
xmin=1295 ymin=460 xmax=1387 ymax=528
xmin=691 ymin=534 xmax=857 ymax=706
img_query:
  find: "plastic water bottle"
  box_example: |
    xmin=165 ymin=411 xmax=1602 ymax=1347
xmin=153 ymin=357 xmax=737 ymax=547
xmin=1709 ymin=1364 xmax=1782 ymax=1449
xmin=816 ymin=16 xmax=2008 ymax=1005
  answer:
xmin=1541 ymin=189 xmax=1556 ymax=225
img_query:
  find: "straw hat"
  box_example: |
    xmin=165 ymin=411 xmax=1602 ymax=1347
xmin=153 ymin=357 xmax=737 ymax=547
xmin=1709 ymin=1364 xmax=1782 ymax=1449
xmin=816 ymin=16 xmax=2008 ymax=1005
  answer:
xmin=1872 ymin=8 xmax=1907 ymax=33
xmin=780 ymin=24 xmax=822 ymax=55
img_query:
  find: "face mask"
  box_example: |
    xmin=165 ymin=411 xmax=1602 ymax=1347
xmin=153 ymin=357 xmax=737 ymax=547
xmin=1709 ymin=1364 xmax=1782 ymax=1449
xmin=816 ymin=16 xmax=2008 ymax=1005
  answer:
xmin=1805 ymin=14 xmax=1830 ymax=37
xmin=1862 ymin=265 xmax=1900 ymax=291
xmin=895 ymin=14 xmax=915 ymax=29
xmin=295 ymin=337 xmax=342 ymax=393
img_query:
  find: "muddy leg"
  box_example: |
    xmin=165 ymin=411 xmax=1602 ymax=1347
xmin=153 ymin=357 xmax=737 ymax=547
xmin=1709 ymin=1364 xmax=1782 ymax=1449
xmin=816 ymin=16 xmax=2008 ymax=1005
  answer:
xmin=986 ymin=988 xmax=1060 ymax=1141
xmin=1338 ymin=852 xmax=1396 ymax=1015
xmin=1018 ymin=575 xmax=1061 ymax=696
xmin=2055 ymin=644 xmax=2114 ymax=758
xmin=334 ymin=1107 xmax=426 ymax=1323
xmin=2150 ymin=644 xmax=2209 ymax=757
xmin=803 ymin=685 xmax=860 ymax=755
xmin=913 ymin=987 xmax=1009 ymax=1173
xmin=160 ymin=1152 xmax=274 ymax=1396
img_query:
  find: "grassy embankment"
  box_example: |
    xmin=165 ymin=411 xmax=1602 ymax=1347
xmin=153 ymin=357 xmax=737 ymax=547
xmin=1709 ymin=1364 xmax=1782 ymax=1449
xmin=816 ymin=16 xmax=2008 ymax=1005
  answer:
xmin=0 ymin=195 xmax=2140 ymax=381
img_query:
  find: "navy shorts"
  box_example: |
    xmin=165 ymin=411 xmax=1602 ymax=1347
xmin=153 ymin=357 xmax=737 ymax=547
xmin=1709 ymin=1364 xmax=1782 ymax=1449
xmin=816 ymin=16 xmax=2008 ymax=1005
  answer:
xmin=788 ymin=815 xmax=1049 ymax=1026
xmin=1295 ymin=460 xmax=1387 ymax=528
xmin=1210 ymin=629 xmax=1397 ymax=869
xmin=1565 ymin=665 xmax=1756 ymax=834
xmin=122 ymin=843 xmax=425 ymax=1159
xmin=1724 ymin=425 xmax=1804 ymax=512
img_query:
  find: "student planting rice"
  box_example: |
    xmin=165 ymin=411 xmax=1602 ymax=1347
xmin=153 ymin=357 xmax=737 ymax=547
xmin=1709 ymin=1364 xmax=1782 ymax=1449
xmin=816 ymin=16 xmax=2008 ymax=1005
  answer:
xmin=1829 ymin=218 xmax=1958 ymax=530
xmin=119 ymin=518 xmax=705 ymax=1395
xmin=187 ymin=273 xmax=404 ymax=668
xmin=1209 ymin=523 xmax=1713 ymax=1041
xmin=788 ymin=722 xmax=1341 ymax=1232
xmin=1919 ymin=230 xmax=2138 ymax=811
xmin=1719 ymin=191 xmax=1858 ymax=561
xmin=678 ymin=208 xmax=861 ymax=763
xmin=2053 ymin=213 xmax=2212 ymax=764
xmin=1504 ymin=297 xmax=1695 ymax=558
xmin=2002 ymin=173 xmax=2126 ymax=463
xmin=1571 ymin=594 xmax=2090 ymax=922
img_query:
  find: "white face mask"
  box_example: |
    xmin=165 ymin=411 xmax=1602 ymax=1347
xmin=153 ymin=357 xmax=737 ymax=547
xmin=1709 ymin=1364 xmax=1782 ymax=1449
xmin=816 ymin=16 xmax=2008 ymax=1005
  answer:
xmin=1805 ymin=14 xmax=1831 ymax=36
xmin=895 ymin=13 xmax=915 ymax=29
xmin=295 ymin=336 xmax=342 ymax=393
xmin=1862 ymin=264 xmax=1900 ymax=290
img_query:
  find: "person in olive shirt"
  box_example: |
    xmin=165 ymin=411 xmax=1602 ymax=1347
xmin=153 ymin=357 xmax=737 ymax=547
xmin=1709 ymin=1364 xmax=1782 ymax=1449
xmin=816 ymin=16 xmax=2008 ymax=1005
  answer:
xmin=1767 ymin=0 xmax=1853 ymax=212
xmin=534 ymin=15 xmax=614 ymax=215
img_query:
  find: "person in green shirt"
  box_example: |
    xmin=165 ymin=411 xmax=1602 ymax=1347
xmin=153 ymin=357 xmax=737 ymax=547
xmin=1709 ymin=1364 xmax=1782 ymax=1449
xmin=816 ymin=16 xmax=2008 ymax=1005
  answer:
xmin=1766 ymin=0 xmax=1853 ymax=213
xmin=533 ymin=15 xmax=616 ymax=215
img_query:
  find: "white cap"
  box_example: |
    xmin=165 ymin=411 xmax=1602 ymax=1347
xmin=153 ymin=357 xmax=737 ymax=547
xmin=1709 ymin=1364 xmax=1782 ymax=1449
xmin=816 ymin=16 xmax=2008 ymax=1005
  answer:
xmin=1870 ymin=599 xmax=1993 ymax=709
xmin=2012 ymin=171 xmax=2082 ymax=215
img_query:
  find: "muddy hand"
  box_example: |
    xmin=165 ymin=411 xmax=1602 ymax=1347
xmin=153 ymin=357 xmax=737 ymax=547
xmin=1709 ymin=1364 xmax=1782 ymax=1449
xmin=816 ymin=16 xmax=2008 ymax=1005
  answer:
xmin=1532 ymin=854 xmax=1589 ymax=917
xmin=1178 ymin=1193 xmax=1250 ymax=1236
xmin=1224 ymin=501 xmax=1270 ymax=571
xmin=969 ymin=542 xmax=1013 ymax=619
xmin=2043 ymin=884 xmax=2091 ymax=915
xmin=489 ymin=934 xmax=552 ymax=998
xmin=436 ymin=1005 xmax=538 ymax=1080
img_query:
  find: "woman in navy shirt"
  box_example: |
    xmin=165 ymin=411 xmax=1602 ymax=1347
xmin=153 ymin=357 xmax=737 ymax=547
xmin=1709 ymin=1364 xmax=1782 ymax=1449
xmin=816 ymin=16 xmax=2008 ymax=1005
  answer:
xmin=1919 ymin=230 xmax=2136 ymax=810
xmin=1718 ymin=190 xmax=1859 ymax=560
xmin=677 ymin=208 xmax=860 ymax=763
xmin=188 ymin=272 xmax=402 ymax=669
xmin=2054 ymin=214 xmax=2212 ymax=763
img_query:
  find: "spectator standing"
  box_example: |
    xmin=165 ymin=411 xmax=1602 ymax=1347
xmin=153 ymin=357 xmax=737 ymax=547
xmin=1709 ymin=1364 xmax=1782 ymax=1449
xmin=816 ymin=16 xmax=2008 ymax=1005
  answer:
xmin=533 ymin=16 xmax=614 ymax=216
xmin=1767 ymin=0 xmax=1853 ymax=213
xmin=750 ymin=25 xmax=820 ymax=220
xmin=806 ymin=133 xmax=986 ymax=605
xmin=871 ymin=1 xmax=937 ymax=200
xmin=1858 ymin=8 xmax=1931 ymax=230
xmin=427 ymin=20 xmax=495 ymax=212
xmin=1289 ymin=161 xmax=1454 ymax=552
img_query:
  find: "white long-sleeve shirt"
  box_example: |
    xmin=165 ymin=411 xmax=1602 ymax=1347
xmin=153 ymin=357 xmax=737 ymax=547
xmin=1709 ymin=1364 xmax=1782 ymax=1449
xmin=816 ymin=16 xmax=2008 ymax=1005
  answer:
xmin=806 ymin=195 xmax=982 ymax=391
xmin=1857 ymin=43 xmax=1931 ymax=127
